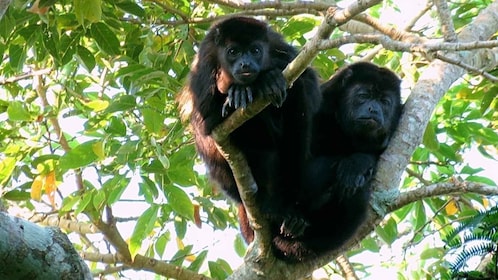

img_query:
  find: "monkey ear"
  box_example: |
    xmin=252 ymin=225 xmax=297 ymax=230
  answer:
xmin=214 ymin=28 xmax=222 ymax=45
xmin=341 ymin=68 xmax=354 ymax=87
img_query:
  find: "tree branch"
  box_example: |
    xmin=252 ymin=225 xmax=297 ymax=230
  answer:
xmin=434 ymin=0 xmax=457 ymax=42
xmin=0 ymin=0 xmax=11 ymax=20
xmin=336 ymin=254 xmax=359 ymax=280
xmin=388 ymin=179 xmax=498 ymax=213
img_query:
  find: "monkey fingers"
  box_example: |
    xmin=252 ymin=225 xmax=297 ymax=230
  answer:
xmin=222 ymin=85 xmax=254 ymax=117
xmin=279 ymin=215 xmax=309 ymax=238
xmin=259 ymin=69 xmax=287 ymax=107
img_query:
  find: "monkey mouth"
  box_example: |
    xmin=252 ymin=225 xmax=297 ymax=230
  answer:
xmin=234 ymin=72 xmax=258 ymax=84
xmin=357 ymin=118 xmax=379 ymax=127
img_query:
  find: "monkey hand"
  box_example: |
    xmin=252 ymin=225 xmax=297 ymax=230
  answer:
xmin=279 ymin=213 xmax=309 ymax=238
xmin=336 ymin=153 xmax=376 ymax=199
xmin=257 ymin=69 xmax=287 ymax=108
xmin=222 ymin=84 xmax=254 ymax=117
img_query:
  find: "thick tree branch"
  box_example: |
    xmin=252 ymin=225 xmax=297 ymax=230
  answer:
xmin=0 ymin=212 xmax=92 ymax=279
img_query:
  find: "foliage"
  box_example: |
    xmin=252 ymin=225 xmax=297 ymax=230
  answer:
xmin=0 ymin=0 xmax=497 ymax=279
xmin=443 ymin=206 xmax=498 ymax=278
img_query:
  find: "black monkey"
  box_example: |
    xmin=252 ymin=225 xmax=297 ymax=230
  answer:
xmin=272 ymin=62 xmax=403 ymax=262
xmin=178 ymin=17 xmax=321 ymax=243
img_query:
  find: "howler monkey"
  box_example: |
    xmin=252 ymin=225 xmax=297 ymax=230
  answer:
xmin=272 ymin=62 xmax=403 ymax=262
xmin=178 ymin=17 xmax=321 ymax=243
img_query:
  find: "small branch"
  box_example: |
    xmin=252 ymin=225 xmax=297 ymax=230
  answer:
xmin=319 ymin=34 xmax=498 ymax=53
xmin=336 ymin=254 xmax=359 ymax=280
xmin=434 ymin=0 xmax=457 ymax=41
xmin=82 ymin=251 xmax=212 ymax=280
xmin=29 ymin=213 xmax=100 ymax=234
xmin=206 ymin=0 xmax=330 ymax=11
xmin=388 ymin=179 xmax=498 ymax=212
xmin=93 ymin=265 xmax=130 ymax=277
xmin=433 ymin=52 xmax=498 ymax=82
xmin=94 ymin=218 xmax=132 ymax=262
xmin=352 ymin=13 xmax=424 ymax=42
xmin=405 ymin=0 xmax=434 ymax=31
xmin=0 ymin=0 xmax=11 ymax=20
xmin=148 ymin=0 xmax=189 ymax=21
xmin=404 ymin=168 xmax=432 ymax=186
xmin=0 ymin=68 xmax=51 ymax=85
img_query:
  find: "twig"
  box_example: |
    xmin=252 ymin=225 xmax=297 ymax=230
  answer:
xmin=405 ymin=0 xmax=434 ymax=31
xmin=434 ymin=0 xmax=457 ymax=41
xmin=0 ymin=68 xmax=52 ymax=85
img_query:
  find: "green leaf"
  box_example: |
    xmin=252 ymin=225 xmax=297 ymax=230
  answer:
xmin=74 ymin=0 xmax=102 ymax=24
xmin=0 ymin=157 xmax=16 ymax=185
xmin=414 ymin=201 xmax=427 ymax=230
xmin=375 ymin=217 xmax=398 ymax=245
xmin=0 ymin=14 xmax=15 ymax=40
xmin=7 ymin=101 xmax=32 ymax=121
xmin=39 ymin=0 xmax=57 ymax=7
xmin=76 ymin=45 xmax=96 ymax=71
xmin=60 ymin=195 xmax=81 ymax=212
xmin=174 ymin=219 xmax=187 ymax=239
xmin=42 ymin=28 xmax=60 ymax=64
xmin=167 ymin=146 xmax=196 ymax=186
xmin=420 ymin=247 xmax=444 ymax=259
xmin=116 ymin=1 xmax=145 ymax=18
xmin=423 ymin=123 xmax=439 ymax=151
xmin=210 ymin=208 xmax=228 ymax=230
xmin=93 ymin=189 xmax=106 ymax=210
xmin=164 ymin=185 xmax=194 ymax=220
xmin=90 ymin=22 xmax=120 ymax=56
xmin=233 ymin=235 xmax=247 ymax=257
xmin=85 ymin=100 xmax=109 ymax=112
xmin=466 ymin=175 xmax=496 ymax=186
xmin=59 ymin=141 xmax=99 ymax=170
xmin=188 ymin=250 xmax=208 ymax=273
xmin=8 ymin=44 xmax=25 ymax=71
xmin=208 ymin=260 xmax=231 ymax=280
xmin=360 ymin=237 xmax=380 ymax=252
xmin=105 ymin=95 xmax=136 ymax=113
xmin=75 ymin=191 xmax=93 ymax=215
xmin=130 ymin=204 xmax=159 ymax=256
xmin=154 ymin=232 xmax=170 ymax=258
xmin=106 ymin=116 xmax=127 ymax=136
xmin=142 ymin=108 xmax=164 ymax=135
xmin=3 ymin=190 xmax=31 ymax=201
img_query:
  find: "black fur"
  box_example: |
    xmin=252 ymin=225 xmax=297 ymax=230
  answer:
xmin=272 ymin=62 xmax=403 ymax=262
xmin=178 ymin=17 xmax=321 ymax=243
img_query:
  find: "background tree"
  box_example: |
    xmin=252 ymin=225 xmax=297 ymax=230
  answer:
xmin=0 ymin=0 xmax=497 ymax=279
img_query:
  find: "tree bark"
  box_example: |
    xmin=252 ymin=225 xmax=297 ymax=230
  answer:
xmin=0 ymin=212 xmax=92 ymax=280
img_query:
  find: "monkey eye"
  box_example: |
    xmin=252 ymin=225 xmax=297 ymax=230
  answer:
xmin=227 ymin=47 xmax=241 ymax=57
xmin=381 ymin=97 xmax=392 ymax=105
xmin=250 ymin=47 xmax=261 ymax=56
